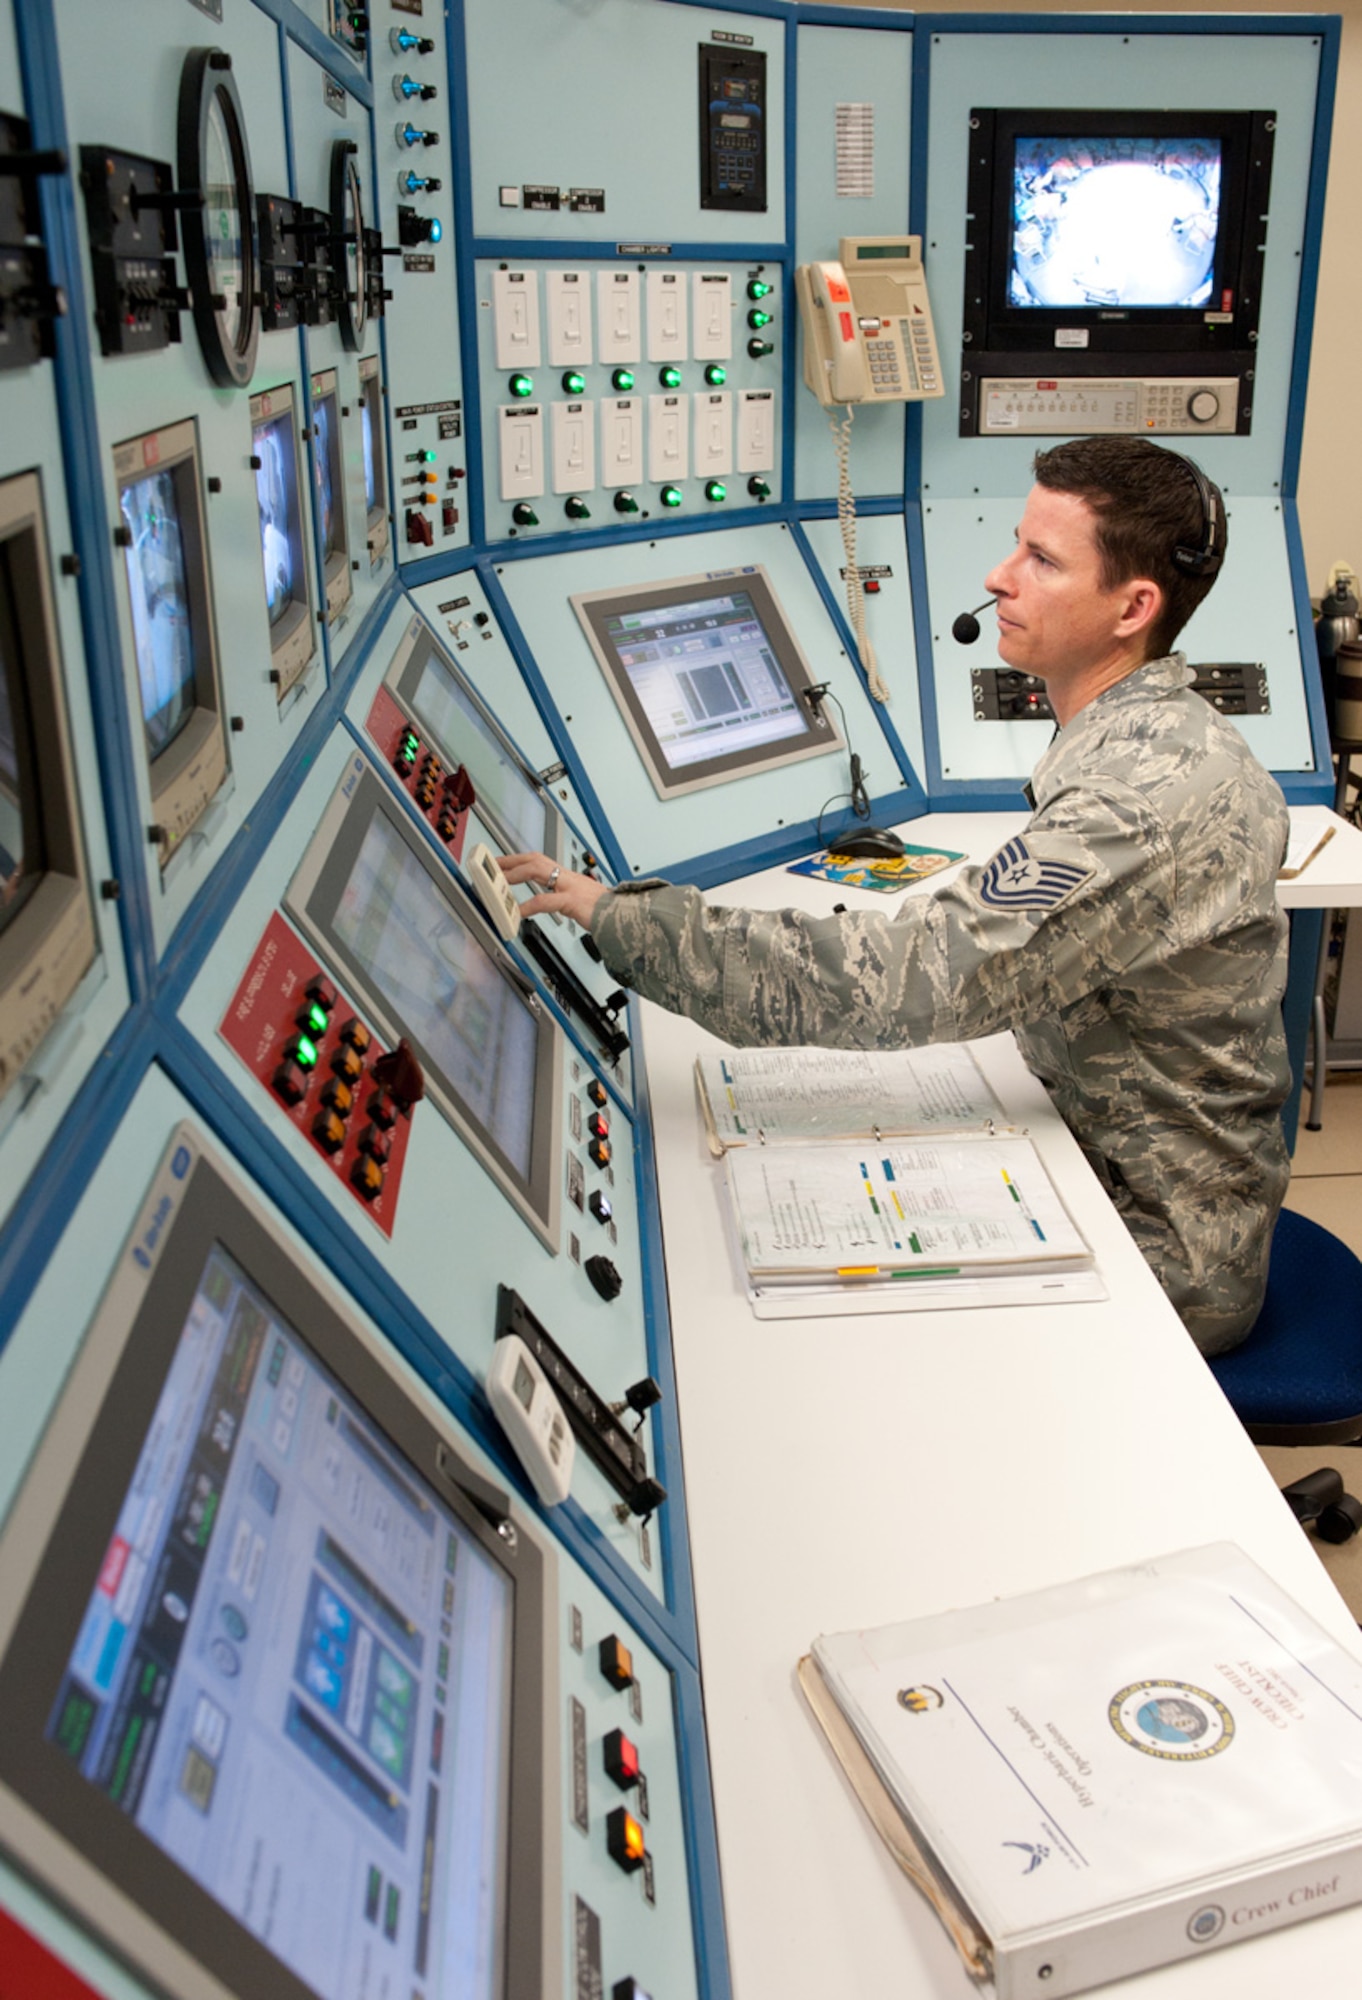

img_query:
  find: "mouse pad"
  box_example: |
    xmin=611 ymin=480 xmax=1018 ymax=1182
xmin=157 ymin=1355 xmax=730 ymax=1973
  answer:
xmin=787 ymin=844 xmax=966 ymax=893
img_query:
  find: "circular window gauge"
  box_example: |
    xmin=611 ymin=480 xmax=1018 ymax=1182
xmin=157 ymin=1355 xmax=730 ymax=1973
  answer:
xmin=330 ymin=139 xmax=368 ymax=353
xmin=177 ymin=48 xmax=259 ymax=389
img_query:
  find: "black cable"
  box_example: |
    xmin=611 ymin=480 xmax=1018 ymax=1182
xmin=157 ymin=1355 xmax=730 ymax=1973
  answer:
xmin=804 ymin=684 xmax=874 ymax=847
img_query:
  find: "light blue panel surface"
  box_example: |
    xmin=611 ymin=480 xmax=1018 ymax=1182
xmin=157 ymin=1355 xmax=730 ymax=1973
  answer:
xmin=923 ymin=494 xmax=1315 ymax=785
xmin=498 ymin=521 xmax=921 ymax=877
xmin=0 ymin=1066 xmax=703 ymax=2000
xmin=464 ymin=0 xmax=786 ymax=246
xmin=0 ymin=24 xmax=131 ymax=1231
xmin=919 ymin=28 xmax=1324 ymax=499
xmin=370 ymin=3 xmax=469 ymax=561
xmin=799 ymin=511 xmax=926 ymax=783
xmin=794 ymin=21 xmax=912 ymax=503
xmin=347 ymin=586 xmax=638 ymax=1101
xmin=51 ymin=0 xmax=326 ymax=962
xmin=289 ymin=39 xmax=394 ymax=655
xmin=176 ymin=732 xmax=664 ymax=1600
xmin=473 ymin=256 xmax=783 ymax=544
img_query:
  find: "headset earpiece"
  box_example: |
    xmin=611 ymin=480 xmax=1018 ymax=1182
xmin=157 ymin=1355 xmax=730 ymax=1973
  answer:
xmin=1169 ymin=456 xmax=1224 ymax=578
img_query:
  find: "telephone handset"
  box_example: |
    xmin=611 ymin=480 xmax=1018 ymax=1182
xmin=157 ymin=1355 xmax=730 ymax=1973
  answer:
xmin=795 ymin=235 xmax=943 ymax=407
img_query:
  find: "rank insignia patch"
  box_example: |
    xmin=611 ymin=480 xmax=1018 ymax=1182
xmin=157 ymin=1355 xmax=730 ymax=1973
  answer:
xmin=977 ymin=837 xmax=1094 ymax=911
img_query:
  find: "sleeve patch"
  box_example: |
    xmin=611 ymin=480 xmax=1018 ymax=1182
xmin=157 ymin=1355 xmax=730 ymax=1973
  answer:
xmin=976 ymin=836 xmax=1095 ymax=911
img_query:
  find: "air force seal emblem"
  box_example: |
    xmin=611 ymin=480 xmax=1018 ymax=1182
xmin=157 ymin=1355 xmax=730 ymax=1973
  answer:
xmin=977 ymin=836 xmax=1094 ymax=912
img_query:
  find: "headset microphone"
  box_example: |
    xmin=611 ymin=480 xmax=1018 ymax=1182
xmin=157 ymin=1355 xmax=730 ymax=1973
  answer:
xmin=952 ymin=599 xmax=996 ymax=645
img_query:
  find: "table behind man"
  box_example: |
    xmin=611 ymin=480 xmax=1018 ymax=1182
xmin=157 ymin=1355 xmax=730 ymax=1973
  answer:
xmin=503 ymin=436 xmax=1291 ymax=1356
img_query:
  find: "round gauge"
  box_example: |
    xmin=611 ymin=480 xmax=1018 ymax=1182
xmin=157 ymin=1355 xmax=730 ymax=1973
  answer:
xmin=330 ymin=138 xmax=368 ymax=353
xmin=177 ymin=48 xmax=259 ymax=388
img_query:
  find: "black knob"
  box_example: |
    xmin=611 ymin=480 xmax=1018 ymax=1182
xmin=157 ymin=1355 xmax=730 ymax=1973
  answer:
xmin=585 ymin=1255 xmax=623 ymax=1302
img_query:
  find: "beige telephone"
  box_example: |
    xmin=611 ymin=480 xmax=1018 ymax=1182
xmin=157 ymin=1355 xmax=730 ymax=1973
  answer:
xmin=795 ymin=236 xmax=943 ymax=407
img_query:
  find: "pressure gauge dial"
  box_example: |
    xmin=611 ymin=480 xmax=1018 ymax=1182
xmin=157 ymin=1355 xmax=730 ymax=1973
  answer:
xmin=177 ymin=48 xmax=259 ymax=388
xmin=330 ymin=138 xmax=368 ymax=354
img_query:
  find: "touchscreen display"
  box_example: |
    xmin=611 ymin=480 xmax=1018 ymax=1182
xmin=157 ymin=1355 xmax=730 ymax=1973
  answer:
xmin=600 ymin=587 xmax=809 ymax=773
xmin=46 ymin=1240 xmax=513 ymax=2000
xmin=120 ymin=467 xmax=198 ymax=758
xmin=333 ymin=808 xmax=538 ymax=1180
xmin=407 ymin=644 xmax=548 ymax=857
xmin=1010 ymin=134 xmax=1222 ymax=310
xmin=314 ymin=395 xmax=344 ymax=563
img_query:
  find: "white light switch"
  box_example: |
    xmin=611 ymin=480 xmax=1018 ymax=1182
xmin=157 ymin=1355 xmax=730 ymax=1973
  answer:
xmin=546 ymin=270 xmax=593 ymax=367
xmin=600 ymin=397 xmax=643 ymax=486
xmin=648 ymin=394 xmax=688 ymax=481
xmin=597 ymin=269 xmax=641 ymax=362
xmin=498 ymin=404 xmax=544 ymax=499
xmin=693 ymin=391 xmax=733 ymax=476
xmin=691 ymin=272 xmax=732 ymax=359
xmin=646 ymin=270 xmax=688 ymax=362
xmin=492 ymin=269 xmax=541 ymax=370
xmin=737 ymin=388 xmax=775 ymax=473
xmin=551 ymin=401 xmax=597 ymax=493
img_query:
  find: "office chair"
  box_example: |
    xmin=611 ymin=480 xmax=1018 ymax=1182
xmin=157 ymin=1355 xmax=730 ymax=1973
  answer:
xmin=1206 ymin=1208 xmax=1362 ymax=1445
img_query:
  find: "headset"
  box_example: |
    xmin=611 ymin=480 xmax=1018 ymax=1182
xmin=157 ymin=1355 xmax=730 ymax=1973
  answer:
xmin=1169 ymin=453 xmax=1225 ymax=579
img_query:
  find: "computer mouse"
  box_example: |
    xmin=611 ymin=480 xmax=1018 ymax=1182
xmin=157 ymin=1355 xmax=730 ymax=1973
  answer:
xmin=826 ymin=825 xmax=906 ymax=860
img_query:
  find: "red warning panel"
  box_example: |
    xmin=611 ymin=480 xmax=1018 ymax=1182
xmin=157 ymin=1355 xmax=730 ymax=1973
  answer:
xmin=364 ymin=683 xmax=473 ymax=862
xmin=0 ymin=1910 xmax=103 ymax=2000
xmin=219 ymin=913 xmax=415 ymax=1236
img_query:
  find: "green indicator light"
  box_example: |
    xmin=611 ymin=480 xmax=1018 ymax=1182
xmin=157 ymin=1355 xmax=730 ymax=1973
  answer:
xmin=562 ymin=370 xmax=586 ymax=395
xmin=661 ymin=485 xmax=683 ymax=509
xmin=659 ymin=366 xmax=682 ymax=390
xmin=748 ymin=309 xmax=773 ymax=329
xmin=406 ymin=448 xmax=438 ymax=464
xmin=705 ymin=481 xmax=727 ymax=503
xmin=509 ymin=373 xmax=534 ymax=398
xmin=304 ymin=1003 xmax=329 ymax=1037
xmin=748 ymin=278 xmax=772 ymax=300
xmin=295 ymin=1036 xmax=319 ymax=1071
xmin=611 ymin=368 xmax=635 ymax=393
xmin=565 ymin=496 xmax=591 ymax=520
xmin=401 ymin=731 xmax=419 ymax=756
xmin=747 ymin=476 xmax=771 ymax=501
xmin=704 ymin=364 xmax=727 ymax=388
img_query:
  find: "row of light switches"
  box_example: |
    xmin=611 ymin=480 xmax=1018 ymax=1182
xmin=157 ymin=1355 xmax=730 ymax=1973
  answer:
xmin=493 ymin=268 xmax=772 ymax=369
xmin=499 ymin=390 xmax=774 ymax=500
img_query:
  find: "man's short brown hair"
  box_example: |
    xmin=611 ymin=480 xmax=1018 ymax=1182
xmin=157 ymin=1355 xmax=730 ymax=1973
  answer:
xmin=1032 ymin=436 xmax=1225 ymax=660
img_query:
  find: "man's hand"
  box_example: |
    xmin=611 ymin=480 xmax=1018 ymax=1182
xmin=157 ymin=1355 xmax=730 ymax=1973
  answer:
xmin=499 ymin=851 xmax=610 ymax=929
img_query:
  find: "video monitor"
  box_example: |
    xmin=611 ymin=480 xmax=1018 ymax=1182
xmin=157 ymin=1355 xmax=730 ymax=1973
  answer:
xmin=358 ymin=353 xmax=390 ymax=569
xmin=250 ymin=381 xmax=317 ymax=704
xmin=285 ymin=760 xmax=562 ymax=1249
xmin=962 ymin=106 xmax=1274 ymax=378
xmin=385 ymin=616 xmax=562 ymax=864
xmin=113 ymin=418 xmax=230 ymax=869
xmin=0 ymin=1124 xmax=551 ymax=2000
xmin=310 ymin=368 xmax=353 ymax=621
xmin=571 ymin=566 xmax=841 ymax=799
xmin=0 ymin=470 xmax=98 ymax=1104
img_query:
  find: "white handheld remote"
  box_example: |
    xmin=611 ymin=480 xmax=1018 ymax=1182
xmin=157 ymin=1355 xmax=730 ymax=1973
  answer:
xmin=466 ymin=841 xmax=522 ymax=942
xmin=486 ymin=1335 xmax=575 ymax=1506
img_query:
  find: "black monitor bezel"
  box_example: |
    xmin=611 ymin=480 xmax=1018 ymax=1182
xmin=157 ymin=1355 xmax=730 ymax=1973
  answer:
xmin=963 ymin=106 xmax=1275 ymax=362
xmin=0 ymin=469 xmax=98 ymax=1104
xmin=310 ymin=367 xmax=354 ymax=620
xmin=0 ymin=1126 xmax=548 ymax=2000
xmin=387 ymin=615 xmax=563 ymax=866
xmin=249 ymin=380 xmax=317 ymax=702
xmin=284 ymin=761 xmax=562 ymax=1250
xmin=570 ymin=565 xmax=841 ymax=800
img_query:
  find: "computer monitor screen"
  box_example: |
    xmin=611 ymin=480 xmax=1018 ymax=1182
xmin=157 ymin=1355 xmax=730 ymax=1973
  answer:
xmin=0 ymin=1129 xmax=549 ymax=2000
xmin=393 ymin=623 xmax=553 ymax=860
xmin=254 ymin=406 xmax=306 ymax=629
xmin=314 ymin=389 xmax=344 ymax=565
xmin=0 ymin=547 xmax=41 ymax=938
xmin=1009 ymin=132 xmax=1222 ymax=310
xmin=358 ymin=356 xmax=389 ymax=567
xmin=286 ymin=765 xmax=560 ymax=1247
xmin=119 ymin=464 xmax=198 ymax=760
xmin=571 ymin=567 xmax=839 ymax=799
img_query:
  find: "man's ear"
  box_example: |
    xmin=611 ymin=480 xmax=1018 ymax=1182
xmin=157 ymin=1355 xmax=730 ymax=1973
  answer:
xmin=1114 ymin=576 xmax=1163 ymax=644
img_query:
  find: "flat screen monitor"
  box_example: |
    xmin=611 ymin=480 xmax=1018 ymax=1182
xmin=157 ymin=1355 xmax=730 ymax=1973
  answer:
xmin=571 ymin=566 xmax=840 ymax=799
xmin=112 ymin=419 xmax=230 ymax=868
xmin=385 ymin=616 xmax=561 ymax=864
xmin=0 ymin=1124 xmax=550 ymax=2000
xmin=311 ymin=368 xmax=353 ymax=621
xmin=962 ymin=106 xmax=1274 ymax=375
xmin=359 ymin=353 xmax=390 ymax=569
xmin=285 ymin=760 xmax=562 ymax=1249
xmin=0 ymin=470 xmax=97 ymax=1103
xmin=250 ymin=381 xmax=316 ymax=703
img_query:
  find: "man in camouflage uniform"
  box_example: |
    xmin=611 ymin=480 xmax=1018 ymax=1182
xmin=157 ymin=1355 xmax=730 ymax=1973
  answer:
xmin=504 ymin=438 xmax=1291 ymax=1354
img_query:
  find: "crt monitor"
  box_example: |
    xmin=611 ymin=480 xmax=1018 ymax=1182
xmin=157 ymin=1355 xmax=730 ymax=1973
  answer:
xmin=359 ymin=353 xmax=390 ymax=568
xmin=112 ymin=418 xmax=230 ymax=868
xmin=285 ymin=759 xmax=562 ymax=1250
xmin=384 ymin=615 xmax=564 ymax=864
xmin=0 ymin=469 xmax=97 ymax=1104
xmin=0 ymin=1124 xmax=550 ymax=2000
xmin=311 ymin=367 xmax=353 ymax=621
xmin=250 ymin=380 xmax=317 ymax=703
xmin=571 ymin=566 xmax=841 ymax=800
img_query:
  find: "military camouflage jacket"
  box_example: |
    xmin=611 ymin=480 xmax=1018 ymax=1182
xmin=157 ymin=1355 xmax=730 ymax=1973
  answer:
xmin=592 ymin=654 xmax=1291 ymax=1354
